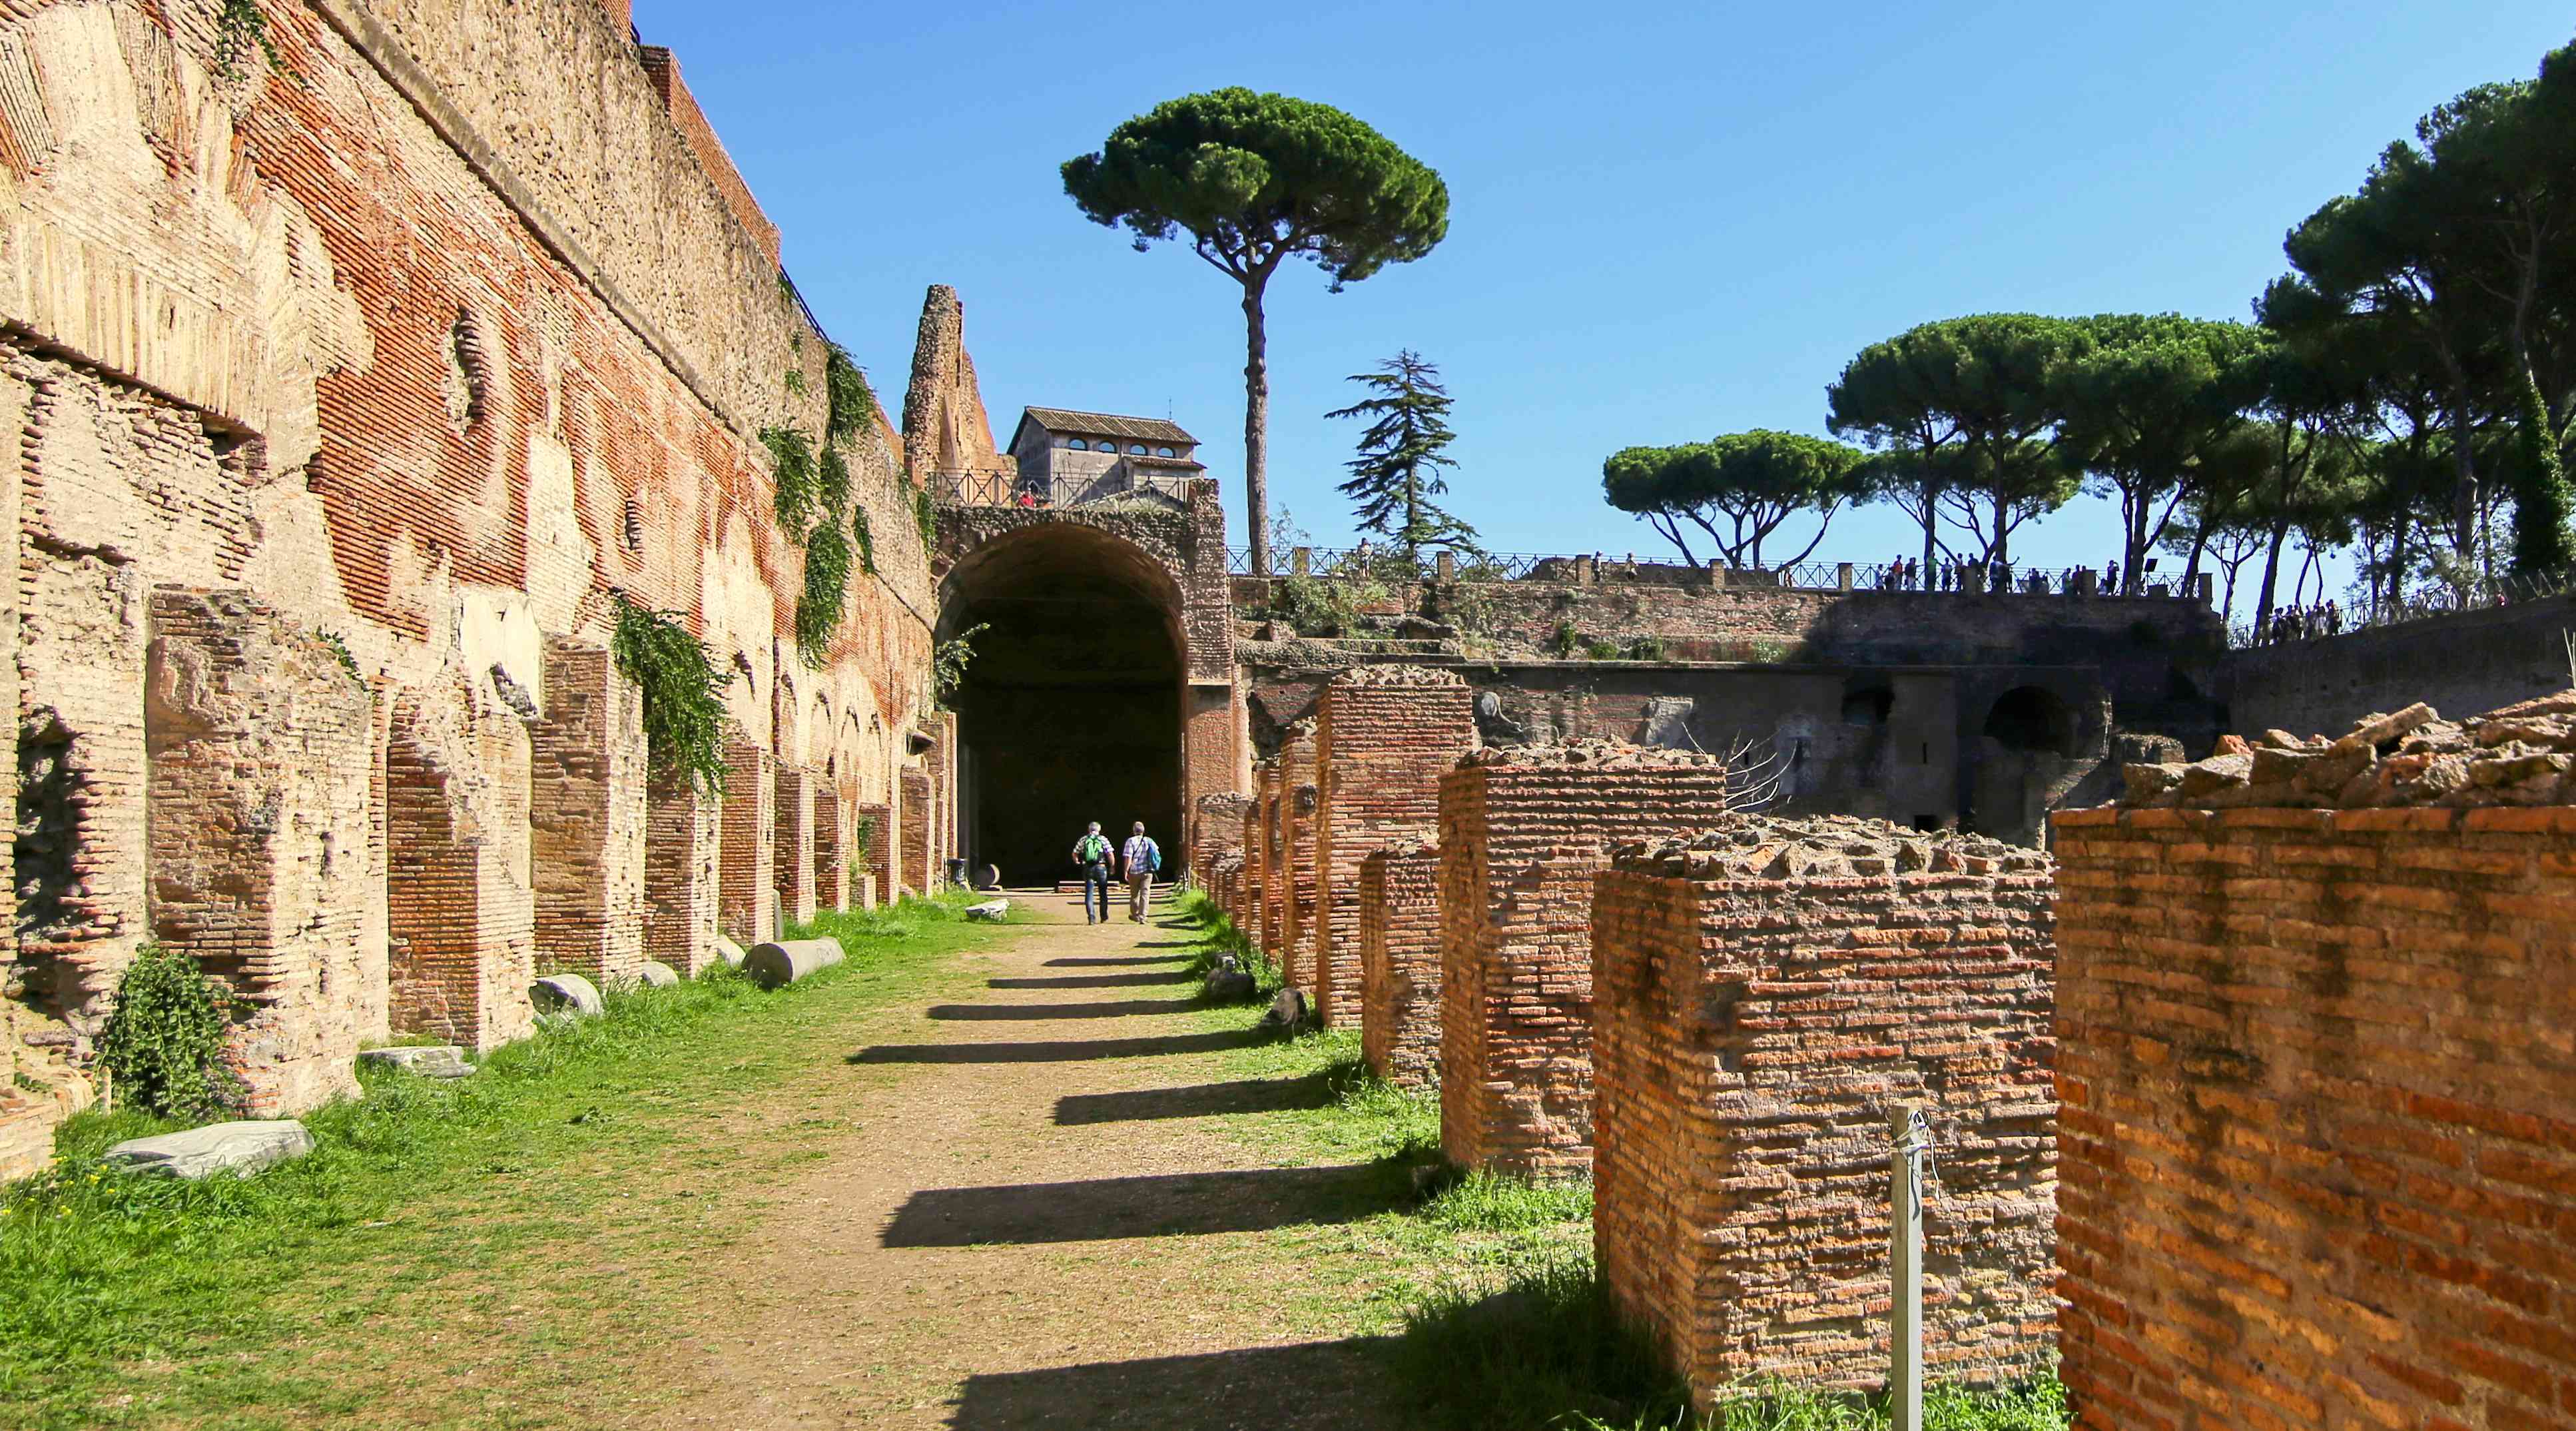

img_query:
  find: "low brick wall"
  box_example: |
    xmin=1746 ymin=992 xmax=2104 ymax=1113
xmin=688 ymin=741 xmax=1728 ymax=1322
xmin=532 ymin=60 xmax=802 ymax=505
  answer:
xmin=1592 ymin=819 xmax=2059 ymax=1406
xmin=1359 ymin=841 xmax=1442 ymax=1088
xmin=1239 ymin=779 xmax=1267 ymax=932
xmin=530 ymin=637 xmax=647 ymax=989
xmin=2053 ymin=801 xmax=2576 ymax=1431
xmin=387 ymin=672 xmax=535 ymax=1053
xmin=1316 ymin=667 xmax=1476 ymax=1030
xmin=900 ymin=767 xmax=934 ymax=895
xmin=1438 ymin=742 xmax=1734 ymax=1176
xmin=1193 ymin=790 xmax=1253 ymax=880
xmin=854 ymin=801 xmax=892 ymax=910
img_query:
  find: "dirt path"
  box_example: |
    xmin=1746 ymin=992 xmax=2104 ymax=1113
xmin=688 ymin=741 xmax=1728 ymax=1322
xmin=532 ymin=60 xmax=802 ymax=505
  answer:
xmin=644 ymin=891 xmax=1407 ymax=1431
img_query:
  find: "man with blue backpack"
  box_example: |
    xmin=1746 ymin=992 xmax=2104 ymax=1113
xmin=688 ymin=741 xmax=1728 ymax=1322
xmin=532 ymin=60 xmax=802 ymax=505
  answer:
xmin=1071 ymin=821 xmax=1115 ymax=924
xmin=1120 ymin=821 xmax=1161 ymax=923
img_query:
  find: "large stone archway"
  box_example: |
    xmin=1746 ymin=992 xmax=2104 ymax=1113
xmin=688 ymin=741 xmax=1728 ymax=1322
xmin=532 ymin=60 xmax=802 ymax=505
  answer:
xmin=936 ymin=495 xmax=1239 ymax=881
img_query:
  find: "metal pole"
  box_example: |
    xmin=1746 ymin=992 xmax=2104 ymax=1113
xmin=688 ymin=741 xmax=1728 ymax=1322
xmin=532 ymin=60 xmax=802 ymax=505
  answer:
xmin=1891 ymin=1103 xmax=1928 ymax=1431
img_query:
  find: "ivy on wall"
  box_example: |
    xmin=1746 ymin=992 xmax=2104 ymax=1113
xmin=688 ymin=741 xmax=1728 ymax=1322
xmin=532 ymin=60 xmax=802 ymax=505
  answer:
xmin=611 ymin=594 xmax=730 ymax=797
xmin=214 ymin=0 xmax=283 ymax=83
xmin=96 ymin=943 xmax=245 ymax=1119
xmin=774 ymin=344 xmax=894 ymax=668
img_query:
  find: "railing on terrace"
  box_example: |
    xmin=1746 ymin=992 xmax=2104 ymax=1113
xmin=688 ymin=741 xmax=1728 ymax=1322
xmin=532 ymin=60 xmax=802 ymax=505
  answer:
xmin=2227 ymin=570 xmax=2574 ymax=650
xmin=1227 ymin=548 xmax=2214 ymax=602
xmin=931 ymin=469 xmax=1197 ymax=509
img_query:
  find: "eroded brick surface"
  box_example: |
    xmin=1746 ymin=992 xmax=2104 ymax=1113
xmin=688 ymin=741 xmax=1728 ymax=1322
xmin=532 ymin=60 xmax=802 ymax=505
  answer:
xmin=1277 ymin=722 xmax=1319 ymax=989
xmin=773 ymin=763 xmax=816 ymax=929
xmin=531 ymin=638 xmax=646 ymax=986
xmin=386 ymin=672 xmax=535 ymax=1053
xmin=2052 ymin=802 xmax=2576 ymax=1431
xmin=901 ymin=768 xmax=934 ymax=895
xmin=643 ymin=771 xmax=721 ymax=975
xmin=1315 ymin=667 xmax=1474 ymax=1029
xmin=1592 ymin=819 xmax=2058 ymax=1404
xmin=1437 ymin=743 xmax=1732 ymax=1176
xmin=854 ymin=801 xmax=892 ymax=910
xmin=719 ymin=735 xmax=777 ymax=945
xmin=1359 ymin=841 xmax=1442 ymax=1087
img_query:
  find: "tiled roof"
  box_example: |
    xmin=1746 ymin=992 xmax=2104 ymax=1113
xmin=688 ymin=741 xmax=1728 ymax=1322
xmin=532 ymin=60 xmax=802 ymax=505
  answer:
xmin=1018 ymin=406 xmax=1197 ymax=445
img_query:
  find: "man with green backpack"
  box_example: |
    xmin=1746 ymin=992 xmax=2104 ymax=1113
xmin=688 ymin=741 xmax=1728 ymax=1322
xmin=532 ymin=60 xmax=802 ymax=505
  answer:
xmin=1071 ymin=821 xmax=1115 ymax=924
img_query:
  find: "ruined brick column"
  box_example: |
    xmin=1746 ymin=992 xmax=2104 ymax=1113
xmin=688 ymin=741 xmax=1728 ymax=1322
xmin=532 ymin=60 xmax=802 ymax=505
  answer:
xmin=1315 ymin=667 xmax=1476 ymax=1028
xmin=901 ymin=767 xmax=934 ymax=894
xmin=1277 ymin=721 xmax=1319 ymax=987
xmin=387 ymin=672 xmax=536 ymax=1053
xmin=1192 ymin=791 xmax=1253 ymax=894
xmin=1592 ymin=818 xmax=2057 ymax=1407
xmin=143 ymin=588 xmax=376 ymax=1113
xmin=644 ymin=769 xmax=721 ymax=975
xmin=719 ymin=732 xmax=776 ymax=945
xmin=1439 ymin=742 xmax=1732 ymax=1176
xmin=531 ymin=637 xmax=647 ymax=987
xmin=854 ymin=801 xmax=892 ymax=909
xmin=773 ymin=763 xmax=816 ymax=930
xmin=1247 ymin=760 xmax=1277 ymax=941
xmin=814 ymin=783 xmax=849 ymax=914
xmin=2052 ymin=695 xmax=2576 ymax=1431
xmin=1359 ymin=841 xmax=1442 ymax=1087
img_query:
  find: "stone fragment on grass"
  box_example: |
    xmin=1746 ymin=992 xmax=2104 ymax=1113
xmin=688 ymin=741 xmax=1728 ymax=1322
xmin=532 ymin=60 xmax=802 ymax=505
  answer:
xmin=965 ymin=899 xmax=1010 ymax=922
xmin=716 ymin=935 xmax=749 ymax=970
xmin=358 ymin=1045 xmax=476 ymax=1079
xmin=744 ymin=937 xmax=845 ymax=989
xmin=105 ymin=1121 xmax=314 ymax=1180
xmin=635 ymin=961 xmax=681 ymax=987
xmin=531 ymin=973 xmax=604 ymax=1018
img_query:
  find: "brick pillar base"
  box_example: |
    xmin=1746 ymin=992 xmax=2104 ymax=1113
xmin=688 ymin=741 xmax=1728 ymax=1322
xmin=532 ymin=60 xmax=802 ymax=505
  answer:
xmin=644 ymin=770 xmax=721 ymax=975
xmin=531 ymin=637 xmax=647 ymax=987
xmin=387 ymin=672 xmax=536 ymax=1053
xmin=814 ymin=783 xmax=848 ymax=914
xmin=773 ymin=763 xmax=816 ymax=930
xmin=854 ymin=801 xmax=891 ymax=909
xmin=719 ymin=734 xmax=776 ymax=945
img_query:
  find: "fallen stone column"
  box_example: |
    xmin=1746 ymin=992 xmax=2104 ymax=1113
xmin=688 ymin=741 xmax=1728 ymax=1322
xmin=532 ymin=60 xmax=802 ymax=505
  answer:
xmin=1316 ymin=666 xmax=1475 ymax=1029
xmin=1592 ymin=817 xmax=2057 ymax=1408
xmin=743 ymin=937 xmax=844 ymax=989
xmin=1439 ymin=741 xmax=1732 ymax=1177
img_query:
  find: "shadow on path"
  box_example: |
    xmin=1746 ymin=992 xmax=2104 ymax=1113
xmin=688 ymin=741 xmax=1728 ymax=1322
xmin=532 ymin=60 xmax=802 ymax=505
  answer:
xmin=988 ymin=971 xmax=1194 ymax=989
xmin=848 ymin=1029 xmax=1267 ymax=1065
xmin=947 ymin=1339 xmax=1403 ymax=1430
xmin=1054 ymin=1077 xmax=1334 ymax=1125
xmin=882 ymin=1164 xmax=1405 ymax=1246
xmin=1043 ymin=954 xmax=1189 ymax=968
xmin=926 ymin=998 xmax=1201 ymax=1021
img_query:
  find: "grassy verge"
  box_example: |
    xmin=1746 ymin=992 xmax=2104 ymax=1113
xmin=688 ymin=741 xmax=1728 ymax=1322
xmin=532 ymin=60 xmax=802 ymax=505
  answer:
xmin=1165 ymin=898 xmax=2073 ymax=1431
xmin=1169 ymin=889 xmax=1282 ymax=998
xmin=1 ymin=893 xmax=1016 ymax=1430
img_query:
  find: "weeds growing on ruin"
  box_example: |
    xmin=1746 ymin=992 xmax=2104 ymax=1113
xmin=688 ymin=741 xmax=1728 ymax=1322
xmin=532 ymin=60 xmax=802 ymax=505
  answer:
xmin=762 ymin=425 xmax=821 ymax=534
xmin=824 ymin=345 xmax=878 ymax=444
xmin=611 ymin=594 xmax=730 ymax=797
xmin=1172 ymin=889 xmax=1279 ymax=999
xmin=93 ymin=943 xmax=244 ymax=1121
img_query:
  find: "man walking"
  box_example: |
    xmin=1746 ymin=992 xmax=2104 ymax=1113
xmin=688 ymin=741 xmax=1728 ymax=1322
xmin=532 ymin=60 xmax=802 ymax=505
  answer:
xmin=1072 ymin=821 xmax=1114 ymax=924
xmin=1120 ymin=821 xmax=1161 ymax=923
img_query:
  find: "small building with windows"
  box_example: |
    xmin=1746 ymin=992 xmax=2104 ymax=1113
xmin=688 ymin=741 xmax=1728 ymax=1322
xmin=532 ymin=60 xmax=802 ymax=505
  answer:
xmin=1006 ymin=407 xmax=1203 ymax=507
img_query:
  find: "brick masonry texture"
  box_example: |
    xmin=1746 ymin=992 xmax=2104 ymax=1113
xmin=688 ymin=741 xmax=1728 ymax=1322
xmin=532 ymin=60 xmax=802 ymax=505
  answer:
xmin=1592 ymin=818 xmax=2058 ymax=1406
xmin=1438 ymin=743 xmax=1734 ymax=1176
xmin=1256 ymin=761 xmax=1283 ymax=957
xmin=531 ymin=638 xmax=647 ymax=987
xmin=854 ymin=801 xmax=892 ymax=911
xmin=902 ymin=768 xmax=935 ymax=895
xmin=1359 ymin=841 xmax=1442 ymax=1088
xmin=145 ymin=588 xmax=378 ymax=1114
xmin=2052 ymin=801 xmax=2576 ymax=1431
xmin=719 ymin=735 xmax=777 ymax=946
xmin=1193 ymin=791 xmax=1253 ymax=881
xmin=814 ymin=782 xmax=849 ymax=914
xmin=386 ymin=672 xmax=535 ymax=1053
xmin=773 ymin=763 xmax=816 ymax=929
xmin=1278 ymin=722 xmax=1319 ymax=989
xmin=1315 ymin=667 xmax=1476 ymax=1030
xmin=643 ymin=771 xmax=721 ymax=976
xmin=2122 ymin=692 xmax=2576 ymax=813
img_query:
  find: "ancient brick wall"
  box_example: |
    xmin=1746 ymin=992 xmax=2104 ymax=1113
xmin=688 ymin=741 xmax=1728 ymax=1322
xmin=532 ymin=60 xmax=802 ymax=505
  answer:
xmin=2055 ymin=745 xmax=2576 ymax=1431
xmin=1256 ymin=761 xmax=1283 ymax=955
xmin=902 ymin=285 xmax=1011 ymax=488
xmin=719 ymin=735 xmax=776 ymax=945
xmin=902 ymin=769 xmax=934 ymax=895
xmin=814 ymin=783 xmax=849 ymax=915
xmin=1359 ymin=842 xmax=1443 ymax=1088
xmin=1192 ymin=791 xmax=1253 ymax=878
xmin=1592 ymin=819 xmax=2058 ymax=1406
xmin=1315 ymin=668 xmax=1476 ymax=1029
xmin=643 ymin=771 xmax=721 ymax=975
xmin=633 ymin=45 xmax=782 ymax=269
xmin=1437 ymin=743 xmax=1734 ymax=1176
xmin=773 ymin=763 xmax=816 ymax=929
xmin=144 ymin=588 xmax=378 ymax=1113
xmin=531 ymin=638 xmax=647 ymax=986
xmin=386 ymin=673 xmax=535 ymax=1052
xmin=854 ymin=801 xmax=892 ymax=909
xmin=1277 ymin=722 xmax=1319 ymax=987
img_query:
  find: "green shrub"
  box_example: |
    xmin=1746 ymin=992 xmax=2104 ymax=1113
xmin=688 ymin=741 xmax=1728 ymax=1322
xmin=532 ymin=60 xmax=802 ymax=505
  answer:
xmin=1549 ymin=620 xmax=1581 ymax=657
xmin=611 ymin=594 xmax=729 ymax=797
xmin=762 ymin=425 xmax=819 ymax=534
xmin=852 ymin=505 xmax=878 ymax=576
xmin=795 ymin=524 xmax=854 ymax=665
xmin=94 ymin=944 xmax=242 ymax=1121
xmin=824 ymin=345 xmax=878 ymax=444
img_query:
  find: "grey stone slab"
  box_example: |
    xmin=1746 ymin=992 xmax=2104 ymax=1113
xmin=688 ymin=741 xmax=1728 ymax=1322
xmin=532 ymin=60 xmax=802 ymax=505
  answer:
xmin=358 ymin=1045 xmax=476 ymax=1079
xmin=106 ymin=1120 xmax=314 ymax=1180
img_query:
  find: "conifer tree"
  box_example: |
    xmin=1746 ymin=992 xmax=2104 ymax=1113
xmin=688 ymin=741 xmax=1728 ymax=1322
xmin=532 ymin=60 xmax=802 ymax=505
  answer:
xmin=1327 ymin=350 xmax=1480 ymax=565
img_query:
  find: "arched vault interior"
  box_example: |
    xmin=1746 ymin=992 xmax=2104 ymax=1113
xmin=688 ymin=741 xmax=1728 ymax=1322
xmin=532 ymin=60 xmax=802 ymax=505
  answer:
xmin=940 ymin=526 xmax=1184 ymax=882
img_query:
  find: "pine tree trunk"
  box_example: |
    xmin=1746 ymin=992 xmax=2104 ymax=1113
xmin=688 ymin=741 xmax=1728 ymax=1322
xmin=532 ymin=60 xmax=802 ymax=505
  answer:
xmin=1243 ymin=278 xmax=1272 ymax=575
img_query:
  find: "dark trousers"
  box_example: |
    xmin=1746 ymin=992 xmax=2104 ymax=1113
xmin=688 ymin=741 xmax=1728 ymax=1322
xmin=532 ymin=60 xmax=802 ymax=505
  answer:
xmin=1082 ymin=867 xmax=1112 ymax=922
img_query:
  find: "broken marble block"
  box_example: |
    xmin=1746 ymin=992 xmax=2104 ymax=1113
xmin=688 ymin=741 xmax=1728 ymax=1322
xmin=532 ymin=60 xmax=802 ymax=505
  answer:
xmin=965 ymin=899 xmax=1010 ymax=922
xmin=358 ymin=1045 xmax=476 ymax=1079
xmin=530 ymin=973 xmax=605 ymax=1019
xmin=105 ymin=1121 xmax=314 ymax=1180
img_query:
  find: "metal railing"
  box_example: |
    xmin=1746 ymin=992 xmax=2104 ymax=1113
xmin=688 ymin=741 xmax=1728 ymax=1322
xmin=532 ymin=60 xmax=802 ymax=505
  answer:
xmin=930 ymin=468 xmax=1197 ymax=510
xmin=1227 ymin=548 xmax=2212 ymax=601
xmin=2228 ymin=571 xmax=2574 ymax=650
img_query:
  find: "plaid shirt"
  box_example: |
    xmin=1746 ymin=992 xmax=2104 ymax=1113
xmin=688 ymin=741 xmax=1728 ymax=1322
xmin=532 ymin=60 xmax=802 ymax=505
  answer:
xmin=1122 ymin=835 xmax=1157 ymax=874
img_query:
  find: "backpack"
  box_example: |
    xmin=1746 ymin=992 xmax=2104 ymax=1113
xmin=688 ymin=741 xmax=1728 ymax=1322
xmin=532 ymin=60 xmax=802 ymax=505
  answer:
xmin=1076 ymin=834 xmax=1110 ymax=867
xmin=1141 ymin=839 xmax=1161 ymax=873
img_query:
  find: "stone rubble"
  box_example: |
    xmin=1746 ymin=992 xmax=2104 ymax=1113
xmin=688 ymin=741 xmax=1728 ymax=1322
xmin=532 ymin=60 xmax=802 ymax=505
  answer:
xmin=1614 ymin=814 xmax=2053 ymax=880
xmin=2118 ymin=692 xmax=2576 ymax=809
xmin=106 ymin=1121 xmax=316 ymax=1180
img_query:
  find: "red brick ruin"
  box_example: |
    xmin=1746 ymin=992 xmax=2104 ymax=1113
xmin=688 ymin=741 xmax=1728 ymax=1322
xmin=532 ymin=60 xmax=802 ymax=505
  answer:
xmin=1313 ymin=667 xmax=1477 ymax=1029
xmin=1439 ymin=742 xmax=1734 ymax=1176
xmin=531 ymin=638 xmax=649 ymax=989
xmin=1277 ymin=725 xmax=1321 ymax=989
xmin=1592 ymin=817 xmax=2059 ymax=1406
xmin=1358 ymin=840 xmax=1441 ymax=1087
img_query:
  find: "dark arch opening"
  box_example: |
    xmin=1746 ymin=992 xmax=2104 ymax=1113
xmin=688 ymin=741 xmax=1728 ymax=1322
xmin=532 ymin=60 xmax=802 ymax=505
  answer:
xmin=1839 ymin=679 xmax=1893 ymax=726
xmin=941 ymin=525 xmax=1183 ymax=883
xmin=1983 ymin=685 xmax=2079 ymax=757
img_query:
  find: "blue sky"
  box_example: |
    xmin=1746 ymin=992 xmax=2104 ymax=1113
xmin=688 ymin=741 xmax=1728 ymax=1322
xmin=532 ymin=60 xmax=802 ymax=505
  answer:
xmin=640 ymin=0 xmax=2571 ymax=614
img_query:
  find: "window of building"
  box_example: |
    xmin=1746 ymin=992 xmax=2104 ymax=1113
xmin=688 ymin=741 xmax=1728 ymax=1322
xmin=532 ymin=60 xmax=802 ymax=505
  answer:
xmin=1157 ymin=446 xmax=1175 ymax=458
xmin=1067 ymin=438 xmax=1088 ymax=450
xmin=1129 ymin=444 xmax=1147 ymax=455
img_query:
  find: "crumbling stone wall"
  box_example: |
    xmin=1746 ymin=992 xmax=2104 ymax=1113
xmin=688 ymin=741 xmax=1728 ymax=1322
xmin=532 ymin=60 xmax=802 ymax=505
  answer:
xmin=145 ymin=588 xmax=378 ymax=1113
xmin=1315 ymin=666 xmax=1475 ymax=1028
xmin=1192 ymin=791 xmax=1253 ymax=882
xmin=1438 ymin=742 xmax=1733 ymax=1176
xmin=1592 ymin=819 xmax=2058 ymax=1406
xmin=902 ymin=286 xmax=1012 ymax=488
xmin=1277 ymin=722 xmax=1320 ymax=987
xmin=531 ymin=638 xmax=647 ymax=987
xmin=902 ymin=768 xmax=934 ymax=895
xmin=719 ymin=734 xmax=777 ymax=945
xmin=1257 ymin=761 xmax=1284 ymax=955
xmin=1359 ymin=841 xmax=1442 ymax=1088
xmin=774 ymin=763 xmax=816 ymax=929
xmin=386 ymin=672 xmax=535 ymax=1052
xmin=2054 ymin=692 xmax=2576 ymax=1431
xmin=643 ymin=771 xmax=721 ymax=975
xmin=814 ymin=783 xmax=849 ymax=914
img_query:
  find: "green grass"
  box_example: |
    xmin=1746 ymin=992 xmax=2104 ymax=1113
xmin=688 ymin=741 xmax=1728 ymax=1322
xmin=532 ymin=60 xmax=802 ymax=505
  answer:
xmin=1170 ymin=889 xmax=1282 ymax=999
xmin=1163 ymin=897 xmax=2075 ymax=1431
xmin=0 ymin=893 xmax=1014 ymax=1430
